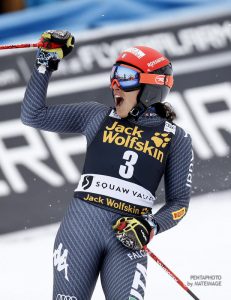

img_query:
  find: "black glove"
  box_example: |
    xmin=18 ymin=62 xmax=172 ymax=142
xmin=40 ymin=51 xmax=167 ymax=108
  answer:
xmin=112 ymin=216 xmax=156 ymax=250
xmin=36 ymin=30 xmax=75 ymax=73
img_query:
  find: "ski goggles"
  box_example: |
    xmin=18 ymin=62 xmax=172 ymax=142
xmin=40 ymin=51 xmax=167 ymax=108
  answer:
xmin=110 ymin=64 xmax=173 ymax=92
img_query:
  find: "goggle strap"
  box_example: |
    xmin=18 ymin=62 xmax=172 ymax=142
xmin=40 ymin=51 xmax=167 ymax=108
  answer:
xmin=140 ymin=74 xmax=173 ymax=88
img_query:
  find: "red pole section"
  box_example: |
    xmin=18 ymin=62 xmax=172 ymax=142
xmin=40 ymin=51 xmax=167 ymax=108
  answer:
xmin=143 ymin=246 xmax=200 ymax=300
xmin=0 ymin=43 xmax=41 ymax=50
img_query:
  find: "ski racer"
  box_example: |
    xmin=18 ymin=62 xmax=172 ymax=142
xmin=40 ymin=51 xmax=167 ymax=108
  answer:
xmin=21 ymin=30 xmax=193 ymax=300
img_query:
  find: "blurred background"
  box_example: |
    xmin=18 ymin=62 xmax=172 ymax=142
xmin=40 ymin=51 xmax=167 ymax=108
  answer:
xmin=0 ymin=0 xmax=231 ymax=299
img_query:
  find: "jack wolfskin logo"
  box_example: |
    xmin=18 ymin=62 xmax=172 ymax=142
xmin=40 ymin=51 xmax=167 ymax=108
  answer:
xmin=151 ymin=132 xmax=171 ymax=148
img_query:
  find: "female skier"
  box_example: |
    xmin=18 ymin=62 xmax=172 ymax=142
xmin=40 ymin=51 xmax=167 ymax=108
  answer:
xmin=21 ymin=30 xmax=193 ymax=300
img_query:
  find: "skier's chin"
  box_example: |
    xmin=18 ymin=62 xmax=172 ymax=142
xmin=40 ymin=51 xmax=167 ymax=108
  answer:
xmin=115 ymin=105 xmax=130 ymax=118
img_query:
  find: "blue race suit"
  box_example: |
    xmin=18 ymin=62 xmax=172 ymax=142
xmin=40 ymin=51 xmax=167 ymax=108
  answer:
xmin=21 ymin=67 xmax=193 ymax=300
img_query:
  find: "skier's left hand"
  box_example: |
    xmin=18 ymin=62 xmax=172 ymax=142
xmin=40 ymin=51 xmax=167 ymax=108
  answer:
xmin=112 ymin=216 xmax=154 ymax=250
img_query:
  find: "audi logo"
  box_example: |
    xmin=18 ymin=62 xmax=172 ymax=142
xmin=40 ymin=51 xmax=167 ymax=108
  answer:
xmin=56 ymin=294 xmax=77 ymax=300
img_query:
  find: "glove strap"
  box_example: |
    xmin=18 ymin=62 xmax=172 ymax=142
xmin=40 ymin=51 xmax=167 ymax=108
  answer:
xmin=143 ymin=214 xmax=159 ymax=235
xmin=36 ymin=50 xmax=60 ymax=73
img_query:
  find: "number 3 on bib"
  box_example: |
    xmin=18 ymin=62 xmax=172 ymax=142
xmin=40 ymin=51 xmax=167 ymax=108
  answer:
xmin=119 ymin=150 xmax=138 ymax=179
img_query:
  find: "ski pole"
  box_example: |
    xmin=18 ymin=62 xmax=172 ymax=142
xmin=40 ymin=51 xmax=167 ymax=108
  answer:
xmin=143 ymin=246 xmax=200 ymax=300
xmin=0 ymin=42 xmax=42 ymax=50
xmin=0 ymin=41 xmax=63 ymax=51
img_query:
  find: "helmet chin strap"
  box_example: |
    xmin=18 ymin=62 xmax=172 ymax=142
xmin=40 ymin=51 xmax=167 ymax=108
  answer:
xmin=128 ymin=100 xmax=147 ymax=120
xmin=128 ymin=86 xmax=147 ymax=120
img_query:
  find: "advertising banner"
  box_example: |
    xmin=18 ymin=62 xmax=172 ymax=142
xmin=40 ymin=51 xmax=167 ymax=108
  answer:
xmin=0 ymin=9 xmax=230 ymax=233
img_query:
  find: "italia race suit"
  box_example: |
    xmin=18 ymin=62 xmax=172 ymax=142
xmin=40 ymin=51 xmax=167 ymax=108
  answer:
xmin=21 ymin=67 xmax=193 ymax=300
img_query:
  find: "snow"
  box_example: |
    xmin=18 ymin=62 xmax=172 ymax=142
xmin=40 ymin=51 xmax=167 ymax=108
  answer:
xmin=0 ymin=190 xmax=230 ymax=299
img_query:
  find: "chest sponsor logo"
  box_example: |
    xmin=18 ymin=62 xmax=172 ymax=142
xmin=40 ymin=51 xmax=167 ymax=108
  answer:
xmin=81 ymin=178 xmax=154 ymax=202
xmin=82 ymin=175 xmax=94 ymax=190
xmin=103 ymin=121 xmax=171 ymax=163
xmin=76 ymin=174 xmax=155 ymax=208
xmin=82 ymin=193 xmax=151 ymax=215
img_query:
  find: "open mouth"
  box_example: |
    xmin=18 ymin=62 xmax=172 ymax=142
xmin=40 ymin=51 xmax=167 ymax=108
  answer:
xmin=114 ymin=95 xmax=124 ymax=107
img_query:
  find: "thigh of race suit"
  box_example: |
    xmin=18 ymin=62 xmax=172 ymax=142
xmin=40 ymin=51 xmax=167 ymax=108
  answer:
xmin=101 ymin=225 xmax=148 ymax=300
xmin=52 ymin=199 xmax=105 ymax=300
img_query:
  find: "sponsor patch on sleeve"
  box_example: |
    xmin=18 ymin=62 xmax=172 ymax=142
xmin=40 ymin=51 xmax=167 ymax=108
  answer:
xmin=164 ymin=121 xmax=176 ymax=134
xmin=172 ymin=207 xmax=186 ymax=220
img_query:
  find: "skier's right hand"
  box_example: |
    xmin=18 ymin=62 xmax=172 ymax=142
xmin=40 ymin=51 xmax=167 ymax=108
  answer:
xmin=112 ymin=216 xmax=154 ymax=251
xmin=39 ymin=30 xmax=75 ymax=59
xmin=36 ymin=30 xmax=75 ymax=73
